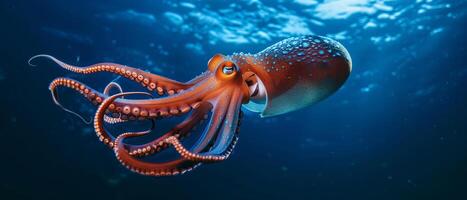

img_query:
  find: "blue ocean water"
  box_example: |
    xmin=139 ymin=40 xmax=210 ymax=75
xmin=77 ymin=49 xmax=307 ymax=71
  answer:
xmin=1 ymin=0 xmax=466 ymax=199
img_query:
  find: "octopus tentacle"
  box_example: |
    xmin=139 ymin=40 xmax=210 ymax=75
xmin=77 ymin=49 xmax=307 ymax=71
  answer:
xmin=112 ymin=111 xmax=220 ymax=176
xmin=126 ymin=103 xmax=209 ymax=157
xmin=48 ymin=78 xmax=105 ymax=124
xmin=166 ymin=89 xmax=243 ymax=162
xmin=30 ymin=54 xmax=189 ymax=94
xmin=203 ymin=89 xmax=243 ymax=155
xmin=49 ymin=77 xmax=107 ymax=106
xmin=185 ymin=92 xmax=232 ymax=152
xmin=49 ymin=77 xmax=132 ymax=124
xmin=114 ymin=132 xmax=202 ymax=176
xmin=49 ymin=77 xmax=212 ymax=156
xmin=106 ymin=77 xmax=215 ymax=118
xmin=165 ymin=135 xmax=238 ymax=162
xmin=126 ymin=104 xmax=209 ymax=157
xmin=110 ymin=102 xmax=214 ymax=175
xmin=48 ymin=77 xmax=180 ymax=122
xmin=95 ymin=90 xmax=212 ymax=157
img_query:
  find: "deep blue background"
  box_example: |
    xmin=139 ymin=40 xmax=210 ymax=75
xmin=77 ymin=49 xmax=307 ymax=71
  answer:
xmin=1 ymin=0 xmax=466 ymax=199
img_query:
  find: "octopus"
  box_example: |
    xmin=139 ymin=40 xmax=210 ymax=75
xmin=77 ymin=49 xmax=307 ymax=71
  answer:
xmin=29 ymin=35 xmax=352 ymax=176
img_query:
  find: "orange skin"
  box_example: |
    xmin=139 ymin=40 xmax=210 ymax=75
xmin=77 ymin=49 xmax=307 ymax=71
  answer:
xmin=30 ymin=35 xmax=351 ymax=176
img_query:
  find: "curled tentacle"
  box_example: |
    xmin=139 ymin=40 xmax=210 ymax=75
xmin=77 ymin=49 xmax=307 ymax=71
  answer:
xmin=112 ymin=89 xmax=244 ymax=176
xmin=95 ymin=89 xmax=212 ymax=157
xmin=49 ymin=78 xmax=107 ymax=105
xmin=109 ymin=98 xmax=216 ymax=176
xmin=48 ymin=78 xmax=105 ymax=124
xmin=111 ymin=103 xmax=219 ymax=176
xmin=49 ymin=78 xmax=132 ymax=124
xmin=30 ymin=54 xmax=190 ymax=94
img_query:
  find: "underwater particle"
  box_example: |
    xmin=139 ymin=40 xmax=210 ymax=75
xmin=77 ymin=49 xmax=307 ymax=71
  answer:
xmin=180 ymin=2 xmax=196 ymax=9
xmin=430 ymin=27 xmax=444 ymax=35
xmin=281 ymin=166 xmax=288 ymax=172
xmin=360 ymin=84 xmax=377 ymax=93
xmin=319 ymin=50 xmax=325 ymax=55
xmin=164 ymin=12 xmax=184 ymax=26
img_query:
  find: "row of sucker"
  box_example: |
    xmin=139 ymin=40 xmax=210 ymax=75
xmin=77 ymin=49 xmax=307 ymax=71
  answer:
xmin=113 ymin=132 xmax=203 ymax=176
xmin=127 ymin=107 xmax=209 ymax=157
xmin=30 ymin=54 xmax=189 ymax=95
xmin=103 ymin=115 xmax=127 ymax=124
xmin=49 ymin=78 xmax=106 ymax=106
xmin=50 ymin=77 xmax=204 ymax=122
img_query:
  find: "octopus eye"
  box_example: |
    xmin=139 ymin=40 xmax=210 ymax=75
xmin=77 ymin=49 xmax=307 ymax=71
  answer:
xmin=222 ymin=64 xmax=236 ymax=75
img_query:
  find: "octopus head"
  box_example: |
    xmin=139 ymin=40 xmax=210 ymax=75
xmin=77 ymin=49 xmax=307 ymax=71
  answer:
xmin=229 ymin=35 xmax=352 ymax=117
